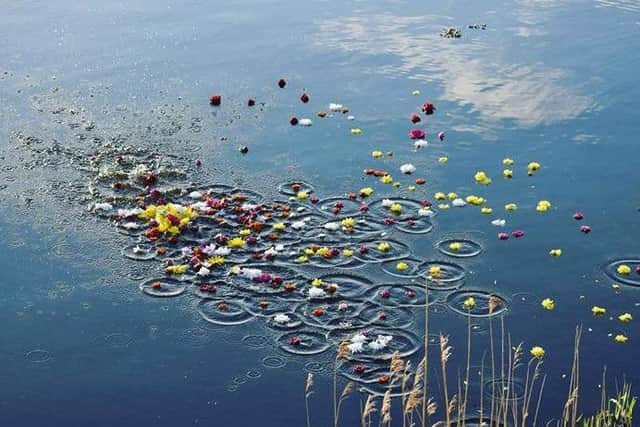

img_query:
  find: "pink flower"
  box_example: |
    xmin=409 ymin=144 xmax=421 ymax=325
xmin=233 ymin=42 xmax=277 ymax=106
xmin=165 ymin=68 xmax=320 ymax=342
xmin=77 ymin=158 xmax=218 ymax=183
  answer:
xmin=512 ymin=230 xmax=525 ymax=238
xmin=573 ymin=212 xmax=584 ymax=220
xmin=498 ymin=232 xmax=509 ymax=240
xmin=409 ymin=129 xmax=426 ymax=140
xmin=380 ymin=289 xmax=391 ymax=299
xmin=289 ymin=336 xmax=301 ymax=346
xmin=352 ymin=364 xmax=366 ymax=374
xmin=580 ymin=225 xmax=591 ymax=234
xmin=410 ymin=114 xmax=421 ymax=124
xmin=437 ymin=131 xmax=445 ymax=141
xmin=359 ymin=204 xmax=369 ymax=212
xmin=310 ymin=196 xmax=320 ymax=204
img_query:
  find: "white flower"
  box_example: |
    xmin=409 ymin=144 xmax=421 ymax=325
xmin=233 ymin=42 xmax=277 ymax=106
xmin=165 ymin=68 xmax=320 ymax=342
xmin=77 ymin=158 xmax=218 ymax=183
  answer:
xmin=452 ymin=198 xmax=466 ymax=207
xmin=202 ymin=244 xmax=217 ymax=255
xmin=213 ymin=247 xmax=231 ymax=256
xmin=264 ymin=247 xmax=278 ymax=258
xmin=273 ymin=313 xmax=291 ymax=324
xmin=367 ymin=341 xmax=385 ymax=351
xmin=241 ymin=203 xmax=259 ymax=211
xmin=190 ymin=202 xmax=209 ymax=211
xmin=350 ymin=333 xmax=368 ymax=344
xmin=418 ymin=208 xmax=435 ymax=217
xmin=128 ymin=164 xmax=149 ymax=179
xmin=299 ymin=118 xmax=313 ymax=126
xmin=329 ymin=103 xmax=343 ymax=111
xmin=324 ymin=222 xmax=340 ymax=231
xmin=93 ymin=202 xmax=113 ymax=212
xmin=132 ymin=245 xmax=145 ymax=254
xmin=347 ymin=115 xmax=355 ymax=121
xmin=348 ymin=342 xmax=364 ymax=354
xmin=291 ymin=221 xmax=306 ymax=230
xmin=180 ymin=247 xmax=192 ymax=257
xmin=117 ymin=207 xmax=142 ymax=217
xmin=414 ymin=140 xmax=428 ymax=149
xmin=491 ymin=219 xmax=506 ymax=227
xmin=308 ymin=287 xmax=327 ymax=299
xmin=188 ymin=191 xmax=203 ymax=199
xmin=239 ymin=268 xmax=262 ymax=279
xmin=197 ymin=266 xmax=210 ymax=277
xmin=400 ymin=164 xmax=416 ymax=174
xmin=381 ymin=199 xmax=394 ymax=207
xmin=121 ymin=222 xmax=140 ymax=230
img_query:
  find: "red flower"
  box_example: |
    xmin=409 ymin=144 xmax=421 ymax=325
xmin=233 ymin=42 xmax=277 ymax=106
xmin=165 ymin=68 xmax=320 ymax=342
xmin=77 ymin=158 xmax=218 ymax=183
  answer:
xmin=410 ymin=114 xmax=421 ymax=124
xmin=278 ymin=78 xmax=287 ymax=88
xmin=209 ymin=95 xmax=221 ymax=106
xmin=290 ymin=116 xmax=299 ymax=126
xmin=422 ymin=102 xmax=435 ymax=114
xmin=300 ymin=92 xmax=310 ymax=103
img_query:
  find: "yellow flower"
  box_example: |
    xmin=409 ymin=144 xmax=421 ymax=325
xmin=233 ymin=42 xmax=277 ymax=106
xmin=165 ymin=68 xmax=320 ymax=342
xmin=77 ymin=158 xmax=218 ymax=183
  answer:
xmin=435 ymin=192 xmax=446 ymax=201
xmin=474 ymin=171 xmax=492 ymax=185
xmin=438 ymin=203 xmax=450 ymax=210
xmin=227 ymin=237 xmax=246 ymax=248
xmin=378 ymin=242 xmax=391 ymax=252
xmin=393 ymin=182 xmax=401 ymax=188
xmin=381 ymin=175 xmax=393 ymax=184
xmin=466 ymin=195 xmax=485 ymax=206
xmin=297 ymin=191 xmax=309 ymax=200
xmin=481 ymin=207 xmax=493 ymax=214
xmin=389 ymin=203 xmax=402 ymax=214
xmin=503 ymin=169 xmax=513 ymax=178
xmin=505 ymin=203 xmax=517 ymax=211
xmin=541 ymin=298 xmax=555 ymax=310
xmin=372 ymin=150 xmax=383 ymax=159
xmin=297 ymin=255 xmax=309 ymax=263
xmin=527 ymin=162 xmax=541 ymax=175
xmin=341 ymin=217 xmax=355 ymax=229
xmin=342 ymin=249 xmax=354 ymax=257
xmin=360 ymin=187 xmax=374 ymax=197
xmin=438 ymin=157 xmax=448 ymax=164
xmin=166 ymin=264 xmax=188 ymax=274
xmin=429 ymin=266 xmax=441 ymax=278
xmin=407 ymin=185 xmax=416 ymax=191
xmin=316 ymin=247 xmax=330 ymax=257
xmin=207 ymin=256 xmax=225 ymax=266
xmin=618 ymin=313 xmax=633 ymax=323
xmin=239 ymin=229 xmax=251 ymax=236
xmin=463 ymin=297 xmax=476 ymax=310
xmin=503 ymin=158 xmax=514 ymax=166
xmin=615 ymin=334 xmax=628 ymax=344
xmin=448 ymin=242 xmax=462 ymax=252
xmin=138 ymin=205 xmax=157 ymax=220
xmin=273 ymin=222 xmax=286 ymax=231
xmin=617 ymin=264 xmax=631 ymax=275
xmin=167 ymin=226 xmax=180 ymax=235
xmin=304 ymin=247 xmax=316 ymax=256
xmin=530 ymin=346 xmax=545 ymax=359
xmin=396 ymin=262 xmax=409 ymax=271
xmin=311 ymin=278 xmax=323 ymax=287
xmin=412 ymin=89 xmax=421 ymax=96
xmin=536 ymin=200 xmax=551 ymax=212
xmin=549 ymin=249 xmax=562 ymax=257
xmin=350 ymin=128 xmax=362 ymax=135
xmin=447 ymin=192 xmax=458 ymax=200
xmin=592 ymin=306 xmax=606 ymax=316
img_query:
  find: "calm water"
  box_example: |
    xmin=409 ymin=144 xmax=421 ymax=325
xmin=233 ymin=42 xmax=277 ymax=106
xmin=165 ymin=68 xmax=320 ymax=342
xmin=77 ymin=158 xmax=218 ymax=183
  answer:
xmin=1 ymin=0 xmax=639 ymax=426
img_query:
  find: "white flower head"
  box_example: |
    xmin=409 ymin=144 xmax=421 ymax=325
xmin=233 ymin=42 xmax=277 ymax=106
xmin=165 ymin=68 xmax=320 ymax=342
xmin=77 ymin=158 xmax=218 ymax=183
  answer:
xmin=418 ymin=208 xmax=435 ymax=217
xmin=324 ymin=222 xmax=340 ymax=231
xmin=350 ymin=333 xmax=368 ymax=344
xmin=400 ymin=164 xmax=416 ymax=174
xmin=188 ymin=191 xmax=203 ymax=200
xmin=299 ymin=118 xmax=313 ymax=126
xmin=452 ymin=198 xmax=466 ymax=207
xmin=348 ymin=342 xmax=364 ymax=354
xmin=308 ymin=287 xmax=327 ymax=299
xmin=491 ymin=219 xmax=506 ymax=227
xmin=329 ymin=103 xmax=343 ymax=111
xmin=414 ymin=140 xmax=428 ymax=149
xmin=381 ymin=199 xmax=394 ymax=207
xmin=273 ymin=313 xmax=291 ymax=324
xmin=197 ymin=266 xmax=210 ymax=277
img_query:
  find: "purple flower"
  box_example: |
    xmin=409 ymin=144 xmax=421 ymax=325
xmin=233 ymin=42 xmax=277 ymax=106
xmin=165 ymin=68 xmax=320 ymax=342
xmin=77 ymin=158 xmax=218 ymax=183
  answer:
xmin=512 ymin=230 xmax=525 ymax=238
xmin=358 ymin=245 xmax=369 ymax=254
xmin=380 ymin=289 xmax=391 ymax=299
xmin=359 ymin=204 xmax=369 ymax=212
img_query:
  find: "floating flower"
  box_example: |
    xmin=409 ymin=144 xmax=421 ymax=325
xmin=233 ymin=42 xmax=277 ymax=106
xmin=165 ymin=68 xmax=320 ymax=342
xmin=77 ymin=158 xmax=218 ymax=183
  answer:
xmin=165 ymin=264 xmax=188 ymax=274
xmin=329 ymin=103 xmax=343 ymax=111
xmin=299 ymin=118 xmax=313 ymax=126
xmin=474 ymin=171 xmax=492 ymax=185
xmin=421 ymin=102 xmax=436 ymax=114
xmin=206 ymin=256 xmax=225 ymax=266
xmin=239 ymin=229 xmax=251 ymax=236
xmin=592 ymin=306 xmax=606 ymax=316
xmin=308 ymin=287 xmax=326 ymax=299
xmin=512 ymin=230 xmax=525 ymax=238
xmin=400 ymin=164 xmax=416 ymax=174
xmin=409 ymin=129 xmax=426 ymax=139
xmin=438 ymin=203 xmax=450 ymax=210
xmin=378 ymin=242 xmax=391 ymax=252
xmin=297 ymin=191 xmax=309 ymax=200
xmin=438 ymin=131 xmax=445 ymax=141
xmin=389 ymin=203 xmax=403 ymax=214
xmin=463 ymin=297 xmax=476 ymax=310
xmin=396 ymin=262 xmax=409 ymax=271
xmin=615 ymin=334 xmax=628 ymax=344
xmin=541 ymin=298 xmax=555 ymax=310
xmin=352 ymin=364 xmax=366 ymax=374
xmin=505 ymin=203 xmax=517 ymax=211
xmin=377 ymin=375 xmax=390 ymax=384
xmin=503 ymin=169 xmax=513 ymax=179
xmin=341 ymin=217 xmax=355 ymax=229
xmin=449 ymin=242 xmax=462 ymax=251
xmin=466 ymin=195 xmax=485 ymax=205
xmin=481 ymin=207 xmax=493 ymax=214
xmin=530 ymin=346 xmax=545 ymax=359
xmin=407 ymin=185 xmax=416 ymax=191
xmin=447 ymin=192 xmax=458 ymax=200
xmin=452 ymin=198 xmax=466 ymax=207
xmin=351 ymin=128 xmax=362 ymax=135
xmin=549 ymin=248 xmax=562 ymax=257
xmin=429 ymin=266 xmax=441 ymax=278
xmin=617 ymin=264 xmax=631 ymax=275
xmin=311 ymin=278 xmax=323 ymax=287
xmin=503 ymin=158 xmax=514 ymax=166
xmin=297 ymin=255 xmax=309 ymax=263
xmin=380 ymin=289 xmax=391 ymax=299
xmin=381 ymin=175 xmax=393 ymax=184
xmin=278 ymin=78 xmax=287 ymax=88
xmin=342 ymin=249 xmax=354 ymax=257
xmin=410 ymin=114 xmax=421 ymax=124
xmin=498 ymin=232 xmax=509 ymax=240
xmin=372 ymin=150 xmax=383 ymax=158
xmin=618 ymin=313 xmax=633 ymax=323
xmin=209 ymin=95 xmax=221 ymax=106
xmin=289 ymin=336 xmax=302 ymax=346
xmin=412 ymin=90 xmax=421 ymax=96
xmin=247 ymin=98 xmax=256 ymax=107
xmin=227 ymin=237 xmax=246 ymax=249
xmin=536 ymin=200 xmax=551 ymax=212
xmin=273 ymin=313 xmax=291 ymax=324
xmin=311 ymin=308 xmax=324 ymax=317
xmin=490 ymin=218 xmax=505 ymax=227
xmin=338 ymin=302 xmax=348 ymax=311
xmin=527 ymin=162 xmax=541 ymax=175
xmin=573 ymin=212 xmax=584 ymax=220
xmin=438 ymin=156 xmax=448 ymax=163
xmin=300 ymin=92 xmax=310 ymax=103
xmin=272 ymin=222 xmax=286 ymax=231
xmin=580 ymin=225 xmax=591 ymax=234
